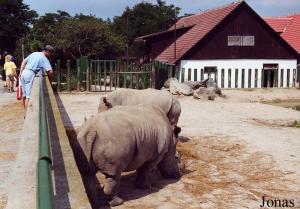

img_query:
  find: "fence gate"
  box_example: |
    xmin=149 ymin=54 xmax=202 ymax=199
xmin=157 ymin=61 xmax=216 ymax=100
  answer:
xmin=89 ymin=60 xmax=153 ymax=92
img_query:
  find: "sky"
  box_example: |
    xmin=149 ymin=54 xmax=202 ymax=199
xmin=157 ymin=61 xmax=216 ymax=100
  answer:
xmin=23 ymin=0 xmax=300 ymax=19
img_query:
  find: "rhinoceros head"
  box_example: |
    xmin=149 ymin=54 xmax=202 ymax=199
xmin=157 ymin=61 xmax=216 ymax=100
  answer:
xmin=158 ymin=126 xmax=182 ymax=179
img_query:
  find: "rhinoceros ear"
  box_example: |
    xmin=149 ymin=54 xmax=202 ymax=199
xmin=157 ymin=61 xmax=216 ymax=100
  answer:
xmin=103 ymin=97 xmax=112 ymax=108
xmin=173 ymin=126 xmax=181 ymax=138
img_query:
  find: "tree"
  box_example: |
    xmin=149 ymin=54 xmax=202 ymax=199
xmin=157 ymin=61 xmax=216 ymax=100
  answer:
xmin=0 ymin=0 xmax=37 ymax=53
xmin=112 ymin=0 xmax=180 ymax=58
xmin=15 ymin=11 xmax=70 ymax=61
xmin=49 ymin=14 xmax=125 ymax=60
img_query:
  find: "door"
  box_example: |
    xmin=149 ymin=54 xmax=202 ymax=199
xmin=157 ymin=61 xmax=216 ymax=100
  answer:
xmin=204 ymin=66 xmax=217 ymax=82
xmin=262 ymin=64 xmax=278 ymax=88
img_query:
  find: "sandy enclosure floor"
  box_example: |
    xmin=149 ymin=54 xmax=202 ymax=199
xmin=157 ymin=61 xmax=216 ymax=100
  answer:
xmin=58 ymin=88 xmax=300 ymax=209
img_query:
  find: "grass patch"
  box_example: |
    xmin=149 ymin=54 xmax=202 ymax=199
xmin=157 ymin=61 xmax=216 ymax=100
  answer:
xmin=291 ymin=120 xmax=300 ymax=128
xmin=0 ymin=65 xmax=3 ymax=78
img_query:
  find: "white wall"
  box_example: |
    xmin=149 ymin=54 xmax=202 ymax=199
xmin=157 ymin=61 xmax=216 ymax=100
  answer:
xmin=179 ymin=59 xmax=297 ymax=88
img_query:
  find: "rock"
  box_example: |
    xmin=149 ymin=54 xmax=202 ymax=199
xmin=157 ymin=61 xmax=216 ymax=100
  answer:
xmin=169 ymin=79 xmax=193 ymax=95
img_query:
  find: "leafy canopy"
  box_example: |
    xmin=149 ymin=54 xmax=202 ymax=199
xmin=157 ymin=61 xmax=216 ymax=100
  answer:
xmin=0 ymin=0 xmax=37 ymax=52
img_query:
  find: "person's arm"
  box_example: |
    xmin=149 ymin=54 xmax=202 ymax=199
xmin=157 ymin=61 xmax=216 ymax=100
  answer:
xmin=3 ymin=63 xmax=7 ymax=72
xmin=19 ymin=59 xmax=27 ymax=78
xmin=43 ymin=57 xmax=54 ymax=80
xmin=13 ymin=63 xmax=17 ymax=78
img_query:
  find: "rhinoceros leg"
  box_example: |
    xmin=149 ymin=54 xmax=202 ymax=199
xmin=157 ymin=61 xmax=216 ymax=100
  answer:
xmin=136 ymin=156 xmax=163 ymax=189
xmin=103 ymin=174 xmax=123 ymax=206
xmin=82 ymin=174 xmax=105 ymax=208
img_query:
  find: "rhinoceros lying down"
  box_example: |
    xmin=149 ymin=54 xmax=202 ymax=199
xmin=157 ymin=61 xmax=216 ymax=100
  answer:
xmin=98 ymin=88 xmax=181 ymax=126
xmin=77 ymin=104 xmax=182 ymax=207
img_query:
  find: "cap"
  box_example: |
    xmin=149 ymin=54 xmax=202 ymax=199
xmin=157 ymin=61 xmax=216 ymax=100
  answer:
xmin=44 ymin=45 xmax=54 ymax=52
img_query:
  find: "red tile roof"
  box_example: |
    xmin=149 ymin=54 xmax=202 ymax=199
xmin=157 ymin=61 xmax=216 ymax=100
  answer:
xmin=265 ymin=14 xmax=300 ymax=54
xmin=156 ymin=1 xmax=243 ymax=63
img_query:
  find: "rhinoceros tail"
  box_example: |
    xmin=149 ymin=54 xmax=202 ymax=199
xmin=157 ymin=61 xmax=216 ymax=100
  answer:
xmin=76 ymin=131 xmax=97 ymax=174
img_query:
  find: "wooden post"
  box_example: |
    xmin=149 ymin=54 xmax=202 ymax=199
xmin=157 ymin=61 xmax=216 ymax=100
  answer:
xmin=56 ymin=59 xmax=61 ymax=92
xmin=96 ymin=61 xmax=100 ymax=91
xmin=104 ymin=61 xmax=107 ymax=92
xmin=261 ymin=69 xmax=264 ymax=88
xmin=274 ymin=69 xmax=278 ymax=87
xmin=130 ymin=62 xmax=133 ymax=89
xmin=67 ymin=60 xmax=71 ymax=92
xmin=142 ymin=67 xmax=146 ymax=89
xmin=86 ymin=60 xmax=90 ymax=91
xmin=228 ymin=69 xmax=231 ymax=88
xmin=287 ymin=69 xmax=290 ymax=87
xmin=151 ymin=62 xmax=156 ymax=89
xmin=76 ymin=59 xmax=80 ymax=91
xmin=109 ymin=61 xmax=112 ymax=91
xmin=123 ymin=61 xmax=126 ymax=88
xmin=99 ymin=61 xmax=102 ymax=91
xmin=255 ymin=69 xmax=258 ymax=88
xmin=117 ymin=61 xmax=120 ymax=88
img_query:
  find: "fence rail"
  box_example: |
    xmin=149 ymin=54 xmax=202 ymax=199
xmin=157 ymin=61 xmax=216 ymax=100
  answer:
xmin=38 ymin=73 xmax=54 ymax=209
xmin=54 ymin=58 xmax=177 ymax=92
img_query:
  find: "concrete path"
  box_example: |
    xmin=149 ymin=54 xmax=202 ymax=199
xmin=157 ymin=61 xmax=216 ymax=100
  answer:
xmin=0 ymin=80 xmax=24 ymax=209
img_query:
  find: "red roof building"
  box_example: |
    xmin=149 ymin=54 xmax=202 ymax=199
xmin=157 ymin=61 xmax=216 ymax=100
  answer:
xmin=138 ymin=1 xmax=299 ymax=88
xmin=264 ymin=14 xmax=300 ymax=55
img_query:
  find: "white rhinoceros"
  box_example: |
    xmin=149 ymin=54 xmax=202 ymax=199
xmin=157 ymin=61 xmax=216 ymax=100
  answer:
xmin=98 ymin=88 xmax=181 ymax=127
xmin=77 ymin=104 xmax=182 ymax=207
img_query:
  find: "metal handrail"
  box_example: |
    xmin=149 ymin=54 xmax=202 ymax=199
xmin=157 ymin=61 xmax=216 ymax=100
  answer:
xmin=37 ymin=73 xmax=54 ymax=209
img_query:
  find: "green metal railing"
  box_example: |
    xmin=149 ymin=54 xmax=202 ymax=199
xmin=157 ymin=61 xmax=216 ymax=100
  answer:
xmin=37 ymin=74 xmax=54 ymax=209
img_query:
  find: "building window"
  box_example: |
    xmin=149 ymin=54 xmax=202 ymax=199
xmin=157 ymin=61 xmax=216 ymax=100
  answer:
xmin=228 ymin=35 xmax=255 ymax=46
xmin=228 ymin=36 xmax=241 ymax=46
xmin=242 ymin=36 xmax=255 ymax=46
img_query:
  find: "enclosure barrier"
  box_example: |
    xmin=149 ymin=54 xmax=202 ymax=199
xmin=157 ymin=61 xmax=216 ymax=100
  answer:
xmin=5 ymin=73 xmax=90 ymax=209
xmin=179 ymin=67 xmax=298 ymax=88
xmin=54 ymin=58 xmax=178 ymax=92
xmin=37 ymin=74 xmax=54 ymax=209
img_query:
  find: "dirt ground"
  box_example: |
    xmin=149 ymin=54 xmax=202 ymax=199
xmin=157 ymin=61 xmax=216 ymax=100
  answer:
xmin=58 ymin=88 xmax=300 ymax=209
xmin=0 ymin=102 xmax=24 ymax=209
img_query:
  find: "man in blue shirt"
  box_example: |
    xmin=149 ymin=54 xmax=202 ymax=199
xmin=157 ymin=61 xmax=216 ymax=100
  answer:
xmin=19 ymin=45 xmax=54 ymax=111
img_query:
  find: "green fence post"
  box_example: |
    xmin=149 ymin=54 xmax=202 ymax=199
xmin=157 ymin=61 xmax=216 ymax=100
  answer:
xmin=56 ymin=59 xmax=61 ymax=92
xmin=123 ymin=61 xmax=126 ymax=88
xmin=109 ymin=61 xmax=113 ymax=91
xmin=96 ymin=61 xmax=99 ymax=91
xmin=99 ymin=61 xmax=102 ymax=91
xmin=130 ymin=62 xmax=133 ymax=88
xmin=86 ymin=60 xmax=90 ymax=91
xmin=142 ymin=66 xmax=147 ymax=89
xmin=104 ymin=61 xmax=107 ymax=92
xmin=76 ymin=59 xmax=80 ymax=91
xmin=67 ymin=60 xmax=71 ymax=92
xmin=117 ymin=61 xmax=120 ymax=88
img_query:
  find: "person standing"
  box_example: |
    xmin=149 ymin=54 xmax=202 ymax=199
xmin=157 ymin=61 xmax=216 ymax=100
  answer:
xmin=3 ymin=55 xmax=17 ymax=92
xmin=19 ymin=45 xmax=54 ymax=111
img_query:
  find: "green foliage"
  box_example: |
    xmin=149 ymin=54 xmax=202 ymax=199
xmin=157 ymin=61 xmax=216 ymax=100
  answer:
xmin=0 ymin=0 xmax=37 ymax=53
xmin=52 ymin=15 xmax=125 ymax=60
xmin=112 ymin=0 xmax=180 ymax=58
xmin=18 ymin=12 xmax=126 ymax=61
xmin=292 ymin=120 xmax=300 ymax=128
